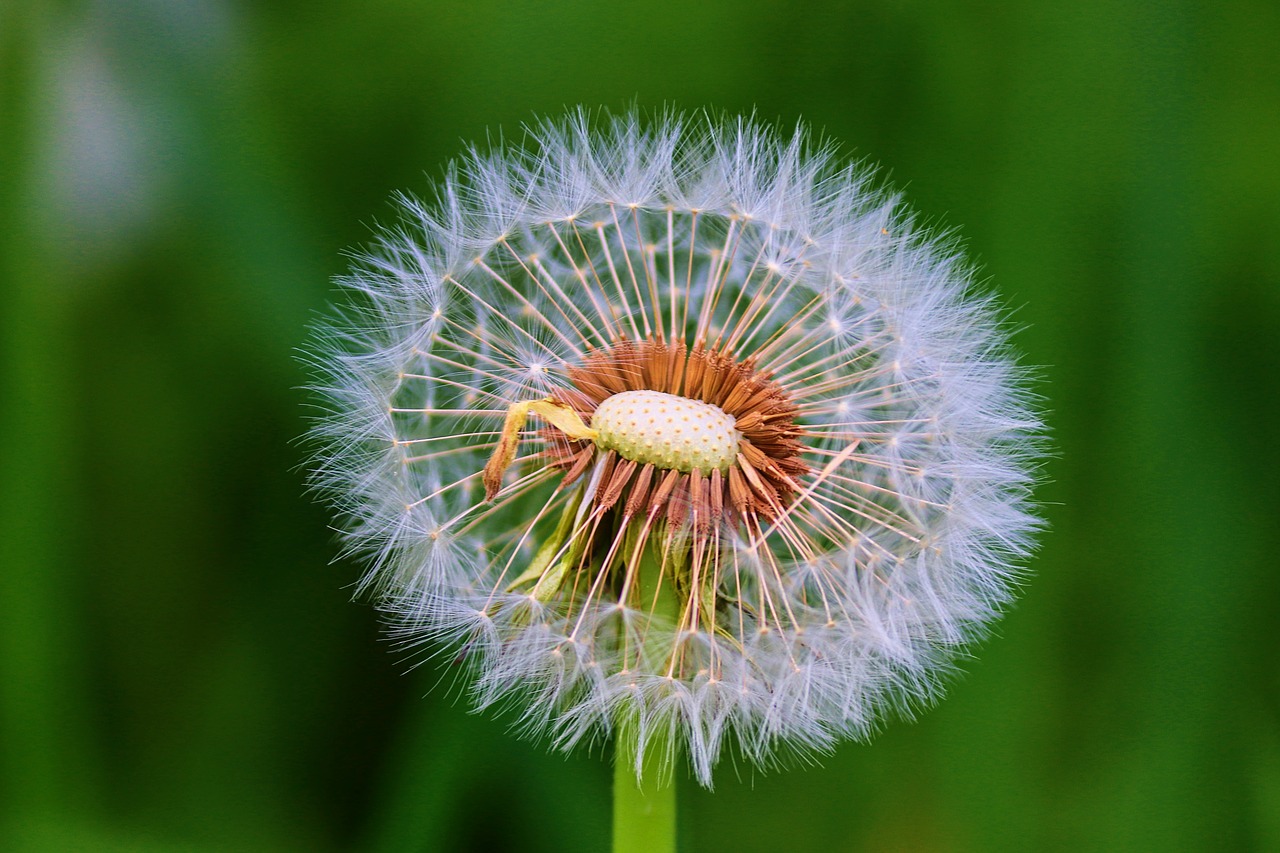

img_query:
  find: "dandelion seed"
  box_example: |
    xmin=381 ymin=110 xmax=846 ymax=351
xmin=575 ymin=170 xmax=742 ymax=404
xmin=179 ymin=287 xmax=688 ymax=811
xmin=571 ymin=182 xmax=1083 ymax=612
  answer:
xmin=308 ymin=108 xmax=1042 ymax=787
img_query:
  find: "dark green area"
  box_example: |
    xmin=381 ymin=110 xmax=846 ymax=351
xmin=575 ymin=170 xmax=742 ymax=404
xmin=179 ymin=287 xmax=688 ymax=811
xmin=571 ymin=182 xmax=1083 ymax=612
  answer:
xmin=2 ymin=0 xmax=1277 ymax=850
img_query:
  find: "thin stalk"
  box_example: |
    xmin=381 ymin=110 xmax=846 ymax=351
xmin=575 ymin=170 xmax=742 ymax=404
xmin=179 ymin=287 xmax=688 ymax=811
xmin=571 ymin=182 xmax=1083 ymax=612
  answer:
xmin=612 ymin=737 xmax=676 ymax=853
xmin=611 ymin=532 xmax=680 ymax=853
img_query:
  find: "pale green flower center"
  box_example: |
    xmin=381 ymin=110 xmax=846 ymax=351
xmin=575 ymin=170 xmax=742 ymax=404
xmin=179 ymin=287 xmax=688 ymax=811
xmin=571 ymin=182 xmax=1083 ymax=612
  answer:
xmin=591 ymin=390 xmax=740 ymax=475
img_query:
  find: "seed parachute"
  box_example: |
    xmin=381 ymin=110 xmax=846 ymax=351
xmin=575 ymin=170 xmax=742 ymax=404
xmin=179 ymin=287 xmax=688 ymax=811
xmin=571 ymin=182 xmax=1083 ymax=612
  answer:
xmin=308 ymin=109 xmax=1042 ymax=785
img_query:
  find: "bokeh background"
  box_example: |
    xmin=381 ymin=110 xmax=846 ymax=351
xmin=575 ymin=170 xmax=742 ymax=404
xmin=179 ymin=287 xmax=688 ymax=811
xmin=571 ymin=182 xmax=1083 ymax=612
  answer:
xmin=3 ymin=1 xmax=1278 ymax=850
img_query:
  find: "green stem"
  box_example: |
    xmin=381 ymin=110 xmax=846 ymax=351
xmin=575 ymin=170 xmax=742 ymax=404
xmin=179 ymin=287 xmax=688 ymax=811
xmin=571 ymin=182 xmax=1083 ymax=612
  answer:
xmin=612 ymin=737 xmax=676 ymax=853
xmin=612 ymin=530 xmax=681 ymax=853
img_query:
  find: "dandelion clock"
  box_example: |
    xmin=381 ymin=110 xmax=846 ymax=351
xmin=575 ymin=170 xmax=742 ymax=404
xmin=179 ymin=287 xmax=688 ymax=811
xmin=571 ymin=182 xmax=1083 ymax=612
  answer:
xmin=308 ymin=108 xmax=1042 ymax=851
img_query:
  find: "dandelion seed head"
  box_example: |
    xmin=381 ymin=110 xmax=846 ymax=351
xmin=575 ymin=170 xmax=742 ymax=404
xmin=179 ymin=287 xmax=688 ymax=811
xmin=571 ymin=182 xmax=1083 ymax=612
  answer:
xmin=308 ymin=107 xmax=1043 ymax=786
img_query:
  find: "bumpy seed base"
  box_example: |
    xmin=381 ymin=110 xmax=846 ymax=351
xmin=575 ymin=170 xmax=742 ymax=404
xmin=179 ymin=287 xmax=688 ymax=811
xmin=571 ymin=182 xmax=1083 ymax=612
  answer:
xmin=541 ymin=337 xmax=809 ymax=524
xmin=592 ymin=390 xmax=740 ymax=475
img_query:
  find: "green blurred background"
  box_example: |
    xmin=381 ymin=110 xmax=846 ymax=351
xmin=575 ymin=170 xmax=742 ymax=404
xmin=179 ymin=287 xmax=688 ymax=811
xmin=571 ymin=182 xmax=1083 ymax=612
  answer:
xmin=2 ymin=0 xmax=1277 ymax=850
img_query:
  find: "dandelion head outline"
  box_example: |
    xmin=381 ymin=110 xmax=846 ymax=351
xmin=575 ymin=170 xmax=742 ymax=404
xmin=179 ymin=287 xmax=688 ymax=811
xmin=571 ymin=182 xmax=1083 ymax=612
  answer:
xmin=309 ymin=109 xmax=1042 ymax=786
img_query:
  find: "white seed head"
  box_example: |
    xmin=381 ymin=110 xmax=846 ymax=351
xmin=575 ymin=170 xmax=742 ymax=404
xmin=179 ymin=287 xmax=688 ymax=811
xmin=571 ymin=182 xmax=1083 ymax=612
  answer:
xmin=592 ymin=390 xmax=739 ymax=474
xmin=307 ymin=107 xmax=1044 ymax=787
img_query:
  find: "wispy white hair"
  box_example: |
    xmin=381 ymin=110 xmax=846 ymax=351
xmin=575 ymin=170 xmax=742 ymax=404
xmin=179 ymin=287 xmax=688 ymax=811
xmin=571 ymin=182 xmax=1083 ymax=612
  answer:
xmin=307 ymin=108 xmax=1042 ymax=786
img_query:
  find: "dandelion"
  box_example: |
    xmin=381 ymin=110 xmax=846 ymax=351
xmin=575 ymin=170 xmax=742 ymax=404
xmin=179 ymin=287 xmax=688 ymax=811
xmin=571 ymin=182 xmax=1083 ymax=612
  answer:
xmin=308 ymin=109 xmax=1041 ymax=807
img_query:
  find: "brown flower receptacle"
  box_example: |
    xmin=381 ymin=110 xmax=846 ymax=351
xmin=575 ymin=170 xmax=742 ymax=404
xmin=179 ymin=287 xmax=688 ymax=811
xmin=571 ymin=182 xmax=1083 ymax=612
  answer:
xmin=542 ymin=335 xmax=808 ymax=531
